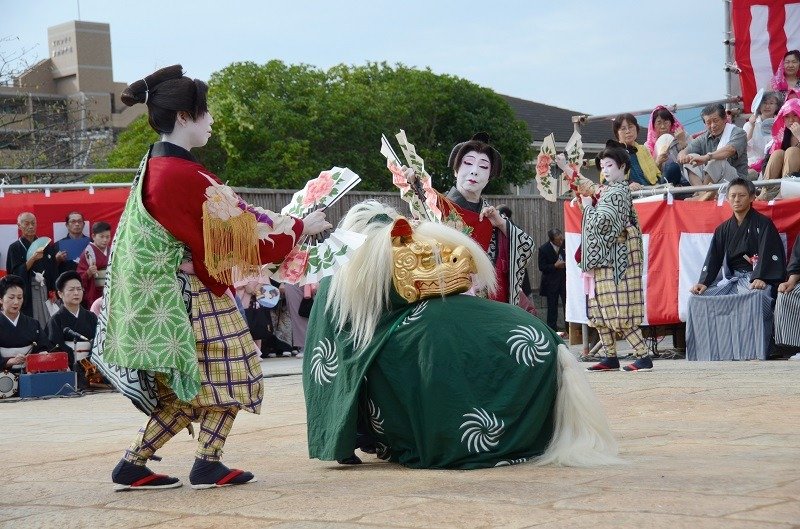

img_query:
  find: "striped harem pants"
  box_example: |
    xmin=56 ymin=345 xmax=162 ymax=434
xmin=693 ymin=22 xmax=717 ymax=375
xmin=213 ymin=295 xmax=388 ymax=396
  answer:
xmin=775 ymin=288 xmax=800 ymax=348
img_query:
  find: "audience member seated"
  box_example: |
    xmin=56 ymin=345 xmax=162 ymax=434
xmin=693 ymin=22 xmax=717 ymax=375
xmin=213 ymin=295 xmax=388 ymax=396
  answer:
xmin=758 ymin=98 xmax=800 ymax=201
xmin=612 ymin=113 xmax=662 ymax=190
xmin=0 ymin=275 xmax=50 ymax=371
xmin=774 ymin=233 xmax=800 ymax=354
xmin=678 ymin=104 xmax=748 ymax=200
xmin=5 ymin=212 xmax=61 ymax=326
xmin=77 ymin=221 xmax=112 ymax=307
xmin=45 ymin=271 xmax=98 ymax=376
xmin=646 ymin=106 xmax=688 ymax=187
xmin=771 ymin=49 xmax=800 ymax=101
xmin=743 ymin=91 xmax=781 ymax=178
xmin=687 ymin=178 xmax=786 ymax=360
xmin=57 ymin=211 xmax=91 ymax=274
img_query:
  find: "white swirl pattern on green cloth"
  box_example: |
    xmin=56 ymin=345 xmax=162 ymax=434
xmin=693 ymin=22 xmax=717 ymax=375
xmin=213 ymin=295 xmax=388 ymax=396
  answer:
xmin=506 ymin=325 xmax=551 ymax=367
xmin=310 ymin=337 xmax=338 ymax=385
xmin=494 ymin=458 xmax=529 ymax=467
xmin=400 ymin=301 xmax=427 ymax=326
xmin=459 ymin=407 xmax=505 ymax=453
xmin=368 ymin=398 xmax=385 ymax=434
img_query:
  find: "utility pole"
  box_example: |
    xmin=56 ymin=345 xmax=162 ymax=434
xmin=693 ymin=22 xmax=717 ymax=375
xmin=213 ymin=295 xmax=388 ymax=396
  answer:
xmin=723 ymin=0 xmax=743 ymax=116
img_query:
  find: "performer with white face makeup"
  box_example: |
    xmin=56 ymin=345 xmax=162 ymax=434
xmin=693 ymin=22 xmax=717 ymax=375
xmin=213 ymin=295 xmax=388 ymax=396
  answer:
xmin=580 ymin=140 xmax=652 ymax=372
xmin=426 ymin=133 xmax=534 ymax=305
xmin=96 ymin=64 xmax=331 ymax=492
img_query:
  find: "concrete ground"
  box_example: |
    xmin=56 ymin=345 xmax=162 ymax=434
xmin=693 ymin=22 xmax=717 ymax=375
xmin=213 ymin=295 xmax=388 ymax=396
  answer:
xmin=1 ymin=353 xmax=799 ymax=529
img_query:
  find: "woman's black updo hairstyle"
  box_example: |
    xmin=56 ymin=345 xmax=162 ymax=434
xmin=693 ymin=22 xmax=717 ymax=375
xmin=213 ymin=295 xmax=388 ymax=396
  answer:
xmin=121 ymin=64 xmax=208 ymax=134
xmin=0 ymin=274 xmax=25 ymax=298
xmin=595 ymin=139 xmax=631 ymax=174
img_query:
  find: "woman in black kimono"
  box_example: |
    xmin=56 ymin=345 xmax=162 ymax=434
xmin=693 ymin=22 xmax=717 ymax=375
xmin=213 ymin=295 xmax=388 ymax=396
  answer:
xmin=0 ymin=275 xmax=49 ymax=371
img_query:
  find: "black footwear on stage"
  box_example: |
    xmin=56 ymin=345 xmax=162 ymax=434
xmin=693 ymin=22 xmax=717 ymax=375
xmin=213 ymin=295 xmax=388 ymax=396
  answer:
xmin=111 ymin=459 xmax=182 ymax=491
xmin=587 ymin=356 xmax=621 ymax=372
xmin=337 ymin=453 xmax=363 ymax=465
xmin=623 ymin=356 xmax=654 ymax=372
xmin=189 ymin=458 xmax=257 ymax=489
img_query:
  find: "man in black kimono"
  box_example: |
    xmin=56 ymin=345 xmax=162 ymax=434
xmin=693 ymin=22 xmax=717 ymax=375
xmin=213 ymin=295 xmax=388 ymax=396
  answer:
xmin=687 ymin=178 xmax=787 ymax=360
xmin=538 ymin=228 xmax=567 ymax=332
xmin=5 ymin=212 xmax=61 ymax=325
xmin=774 ymin=234 xmax=800 ymax=353
xmin=45 ymin=271 xmax=98 ymax=371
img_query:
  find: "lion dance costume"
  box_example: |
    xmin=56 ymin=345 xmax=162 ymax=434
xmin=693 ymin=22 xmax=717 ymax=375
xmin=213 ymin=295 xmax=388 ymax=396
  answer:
xmin=303 ymin=201 xmax=621 ymax=469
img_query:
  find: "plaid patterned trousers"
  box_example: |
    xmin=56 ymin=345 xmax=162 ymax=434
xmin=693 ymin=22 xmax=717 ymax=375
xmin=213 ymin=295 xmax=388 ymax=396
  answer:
xmin=124 ymin=377 xmax=238 ymax=464
xmin=586 ymin=224 xmax=647 ymax=358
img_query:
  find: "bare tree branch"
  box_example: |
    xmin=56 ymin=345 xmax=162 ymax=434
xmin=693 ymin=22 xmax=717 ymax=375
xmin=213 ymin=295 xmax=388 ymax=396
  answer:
xmin=0 ymin=36 xmax=111 ymax=182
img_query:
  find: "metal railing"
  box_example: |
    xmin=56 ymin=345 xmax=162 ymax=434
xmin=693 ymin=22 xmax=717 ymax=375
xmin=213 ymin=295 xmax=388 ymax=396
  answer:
xmin=0 ymin=168 xmax=137 ymax=191
xmin=570 ymin=96 xmax=744 ymax=127
xmin=630 ymin=178 xmax=785 ymax=198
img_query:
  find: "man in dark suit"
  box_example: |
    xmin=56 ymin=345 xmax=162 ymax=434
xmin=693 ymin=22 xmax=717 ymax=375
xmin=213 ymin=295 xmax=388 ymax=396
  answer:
xmin=538 ymin=228 xmax=566 ymax=332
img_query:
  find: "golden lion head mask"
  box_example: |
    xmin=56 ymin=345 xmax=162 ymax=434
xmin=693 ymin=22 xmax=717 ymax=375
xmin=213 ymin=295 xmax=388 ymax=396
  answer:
xmin=390 ymin=218 xmax=477 ymax=303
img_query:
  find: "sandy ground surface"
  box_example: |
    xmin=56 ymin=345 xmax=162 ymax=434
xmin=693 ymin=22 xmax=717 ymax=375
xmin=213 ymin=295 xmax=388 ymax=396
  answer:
xmin=1 ymin=353 xmax=799 ymax=529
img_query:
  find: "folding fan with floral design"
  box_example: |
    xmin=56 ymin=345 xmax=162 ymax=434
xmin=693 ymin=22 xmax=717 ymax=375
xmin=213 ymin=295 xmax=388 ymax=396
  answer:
xmin=381 ymin=130 xmax=442 ymax=223
xmin=560 ymin=130 xmax=584 ymax=195
xmin=281 ymin=167 xmax=361 ymax=217
xmin=275 ymin=228 xmax=367 ymax=285
xmin=535 ymin=133 xmax=558 ymax=202
xmin=272 ymin=168 xmax=366 ymax=285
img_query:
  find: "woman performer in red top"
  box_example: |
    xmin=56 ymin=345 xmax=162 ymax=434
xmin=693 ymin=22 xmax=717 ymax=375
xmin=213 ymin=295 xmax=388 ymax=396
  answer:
xmin=105 ymin=65 xmax=331 ymax=491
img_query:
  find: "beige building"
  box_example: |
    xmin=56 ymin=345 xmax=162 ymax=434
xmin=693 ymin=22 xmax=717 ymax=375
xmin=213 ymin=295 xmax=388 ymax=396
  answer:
xmin=0 ymin=20 xmax=144 ymax=172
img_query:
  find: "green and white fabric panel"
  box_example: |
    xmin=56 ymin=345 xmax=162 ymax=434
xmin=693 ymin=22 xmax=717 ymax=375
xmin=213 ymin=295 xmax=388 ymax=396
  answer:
xmin=95 ymin=151 xmax=200 ymax=403
xmin=304 ymin=279 xmax=562 ymax=469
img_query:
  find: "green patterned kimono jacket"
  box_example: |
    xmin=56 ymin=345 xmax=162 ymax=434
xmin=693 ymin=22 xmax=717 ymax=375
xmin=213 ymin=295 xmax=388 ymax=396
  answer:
xmin=303 ymin=279 xmax=563 ymax=469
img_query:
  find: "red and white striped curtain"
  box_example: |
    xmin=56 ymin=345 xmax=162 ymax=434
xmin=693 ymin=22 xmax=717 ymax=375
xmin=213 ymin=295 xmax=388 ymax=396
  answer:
xmin=732 ymin=0 xmax=800 ymax=112
xmin=564 ymin=198 xmax=800 ymax=326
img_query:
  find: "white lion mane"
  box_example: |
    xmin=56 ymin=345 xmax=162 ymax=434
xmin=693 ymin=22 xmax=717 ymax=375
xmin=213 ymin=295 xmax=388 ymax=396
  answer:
xmin=326 ymin=200 xmax=497 ymax=350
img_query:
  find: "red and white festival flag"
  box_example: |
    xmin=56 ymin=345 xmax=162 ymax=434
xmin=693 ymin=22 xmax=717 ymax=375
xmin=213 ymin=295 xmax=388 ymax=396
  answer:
xmin=732 ymin=0 xmax=800 ymax=112
xmin=564 ymin=198 xmax=800 ymax=326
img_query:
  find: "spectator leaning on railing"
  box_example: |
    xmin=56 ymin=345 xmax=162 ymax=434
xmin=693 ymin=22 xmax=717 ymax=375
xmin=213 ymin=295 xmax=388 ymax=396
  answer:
xmin=678 ymin=104 xmax=748 ymax=201
xmin=743 ymin=91 xmax=781 ymax=178
xmin=758 ymin=98 xmax=800 ymax=201
xmin=771 ymin=49 xmax=800 ymax=102
xmin=611 ymin=113 xmax=662 ymax=191
xmin=645 ymin=106 xmax=688 ymax=187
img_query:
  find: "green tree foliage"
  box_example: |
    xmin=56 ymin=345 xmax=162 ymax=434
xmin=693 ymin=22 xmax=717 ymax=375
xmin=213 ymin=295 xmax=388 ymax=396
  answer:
xmin=93 ymin=113 xmax=226 ymax=182
xmin=103 ymin=61 xmax=534 ymax=192
xmin=90 ymin=114 xmax=158 ymax=182
xmin=211 ymin=61 xmax=533 ymax=192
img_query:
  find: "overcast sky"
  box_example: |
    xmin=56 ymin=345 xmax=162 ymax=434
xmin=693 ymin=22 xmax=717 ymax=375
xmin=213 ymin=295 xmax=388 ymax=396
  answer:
xmin=5 ymin=0 xmax=729 ymax=117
